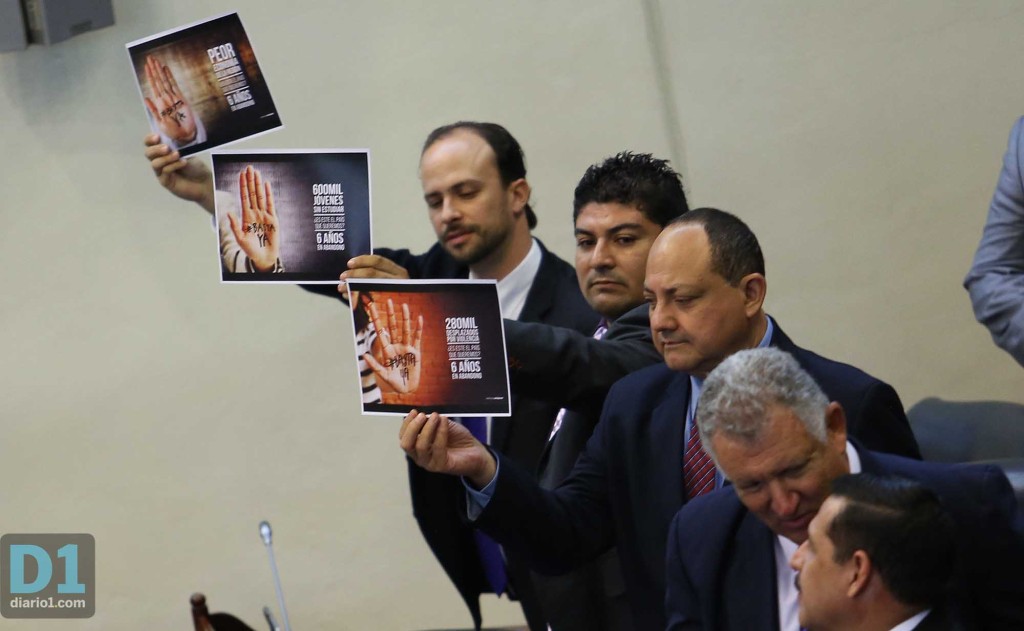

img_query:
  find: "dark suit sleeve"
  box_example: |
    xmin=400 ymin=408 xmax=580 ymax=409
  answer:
xmin=295 ymin=247 xmax=429 ymax=300
xmin=471 ymin=407 xmax=619 ymax=575
xmin=664 ymin=510 xmax=703 ymax=631
xmin=505 ymin=304 xmax=661 ymax=413
xmin=845 ymin=380 xmax=921 ymax=460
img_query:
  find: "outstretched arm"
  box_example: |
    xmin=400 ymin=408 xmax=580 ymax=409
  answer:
xmin=400 ymin=410 xmax=496 ymax=488
xmin=504 ymin=304 xmax=661 ymax=412
xmin=143 ymin=134 xmax=215 ymax=213
xmin=337 ymin=254 xmax=410 ymax=299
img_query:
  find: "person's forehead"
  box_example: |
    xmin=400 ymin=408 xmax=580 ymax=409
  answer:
xmin=421 ymin=129 xmax=498 ymax=173
xmin=574 ymin=201 xmax=652 ymax=231
xmin=645 ymin=225 xmax=715 ymax=284
xmin=714 ymin=408 xmax=817 ymax=474
xmin=810 ymin=496 xmax=843 ymax=543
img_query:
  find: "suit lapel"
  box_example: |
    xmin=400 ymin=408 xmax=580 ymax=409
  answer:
xmin=723 ymin=515 xmax=780 ymax=631
xmin=639 ymin=372 xmax=690 ymax=573
xmin=516 ymin=243 xmax=557 ymax=324
xmin=768 ymin=321 xmax=796 ymax=353
xmin=491 ymin=245 xmax=553 ymax=452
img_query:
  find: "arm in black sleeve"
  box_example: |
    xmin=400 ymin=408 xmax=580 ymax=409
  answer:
xmin=470 ymin=408 xmax=619 ymax=575
xmin=505 ymin=304 xmax=661 ymax=413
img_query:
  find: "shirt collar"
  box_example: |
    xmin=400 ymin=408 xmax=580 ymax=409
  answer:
xmin=847 ymin=440 xmax=862 ymax=474
xmin=470 ymin=238 xmax=542 ymax=321
xmin=890 ymin=609 xmax=931 ymax=631
xmin=689 ymin=315 xmax=775 ymax=399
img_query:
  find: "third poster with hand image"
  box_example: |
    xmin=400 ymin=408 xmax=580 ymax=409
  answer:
xmin=212 ymin=150 xmax=372 ymax=283
xmin=126 ymin=12 xmax=283 ymax=156
xmin=347 ymin=280 xmax=511 ymax=416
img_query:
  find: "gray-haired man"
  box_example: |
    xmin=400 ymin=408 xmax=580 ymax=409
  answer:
xmin=665 ymin=347 xmax=1024 ymax=631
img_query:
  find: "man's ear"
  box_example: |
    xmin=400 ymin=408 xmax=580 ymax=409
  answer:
xmin=507 ymin=178 xmax=531 ymax=217
xmin=740 ymin=273 xmax=767 ymax=317
xmin=847 ymin=550 xmax=873 ymax=598
xmin=825 ymin=401 xmax=848 ymax=454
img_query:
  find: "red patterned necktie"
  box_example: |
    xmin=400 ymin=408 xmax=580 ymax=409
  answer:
xmin=683 ymin=422 xmax=716 ymax=499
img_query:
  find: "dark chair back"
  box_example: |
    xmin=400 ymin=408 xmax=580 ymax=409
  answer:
xmin=907 ymin=397 xmax=1024 ymax=520
xmin=907 ymin=397 xmax=1024 ymax=462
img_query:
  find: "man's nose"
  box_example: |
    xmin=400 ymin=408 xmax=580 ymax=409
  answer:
xmin=440 ymin=197 xmax=462 ymax=223
xmin=769 ymin=482 xmax=799 ymax=517
xmin=649 ymin=300 xmax=672 ymax=332
xmin=790 ymin=541 xmax=807 ymax=572
xmin=591 ymin=239 xmax=615 ymax=269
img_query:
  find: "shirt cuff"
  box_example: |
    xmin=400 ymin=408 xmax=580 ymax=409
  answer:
xmin=463 ymin=456 xmax=500 ymax=521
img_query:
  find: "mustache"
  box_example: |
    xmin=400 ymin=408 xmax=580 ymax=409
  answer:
xmin=442 ymin=223 xmax=476 ymax=239
xmin=657 ymin=334 xmax=687 ymax=344
xmin=587 ymin=273 xmax=627 ymax=287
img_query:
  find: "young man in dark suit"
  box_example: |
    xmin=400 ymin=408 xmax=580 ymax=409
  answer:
xmin=399 ymin=209 xmax=922 ymax=631
xmin=144 ymin=122 xmax=598 ymax=631
xmin=666 ymin=348 xmax=1024 ymax=630
xmin=504 ymin=151 xmax=687 ymax=631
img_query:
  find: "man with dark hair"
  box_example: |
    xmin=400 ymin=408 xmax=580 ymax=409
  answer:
xmin=665 ymin=347 xmax=1024 ymax=630
xmin=399 ymin=208 xmax=921 ymax=631
xmin=790 ymin=474 xmax=957 ymax=631
xmin=571 ymin=151 xmax=689 ymax=226
xmin=508 ymin=151 xmax=689 ymax=432
xmin=504 ymin=151 xmax=686 ymax=631
xmin=144 ymin=122 xmax=598 ymax=631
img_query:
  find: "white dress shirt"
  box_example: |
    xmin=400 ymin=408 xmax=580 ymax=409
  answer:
xmin=467 ymin=238 xmax=542 ymax=441
xmin=890 ymin=609 xmax=931 ymax=631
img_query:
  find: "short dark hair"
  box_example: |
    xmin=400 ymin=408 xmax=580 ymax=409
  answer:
xmin=670 ymin=208 xmax=765 ymax=285
xmin=828 ymin=474 xmax=956 ymax=608
xmin=572 ymin=152 xmax=688 ymax=226
xmin=422 ymin=121 xmax=537 ymax=229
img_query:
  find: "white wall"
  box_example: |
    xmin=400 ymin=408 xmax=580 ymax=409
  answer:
xmin=1 ymin=1 xmax=1021 ymax=629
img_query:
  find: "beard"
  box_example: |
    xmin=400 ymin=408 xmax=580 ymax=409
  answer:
xmin=441 ymin=222 xmax=511 ymax=266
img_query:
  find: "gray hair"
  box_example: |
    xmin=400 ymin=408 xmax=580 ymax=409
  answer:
xmin=696 ymin=348 xmax=828 ymax=464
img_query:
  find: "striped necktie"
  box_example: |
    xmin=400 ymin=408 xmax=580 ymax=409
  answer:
xmin=683 ymin=420 xmax=716 ymax=498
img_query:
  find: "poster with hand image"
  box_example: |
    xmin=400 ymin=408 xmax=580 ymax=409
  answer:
xmin=126 ymin=12 xmax=282 ymax=156
xmin=212 ymin=150 xmax=372 ymax=283
xmin=347 ymin=280 xmax=511 ymax=416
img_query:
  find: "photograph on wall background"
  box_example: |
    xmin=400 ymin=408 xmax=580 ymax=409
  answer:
xmin=126 ymin=12 xmax=282 ymax=156
xmin=211 ymin=150 xmax=372 ymax=283
xmin=346 ymin=280 xmax=511 ymax=417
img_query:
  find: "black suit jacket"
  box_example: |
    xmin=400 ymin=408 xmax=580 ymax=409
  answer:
xmin=472 ymin=322 xmax=921 ymax=631
xmin=915 ymin=606 xmax=963 ymax=631
xmin=505 ymin=304 xmax=662 ymax=420
xmin=665 ymin=449 xmax=1024 ymax=631
xmin=378 ymin=241 xmax=599 ymax=630
xmin=506 ymin=304 xmax=661 ymax=631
